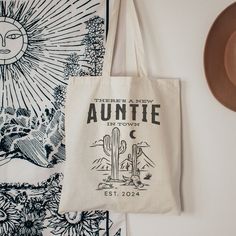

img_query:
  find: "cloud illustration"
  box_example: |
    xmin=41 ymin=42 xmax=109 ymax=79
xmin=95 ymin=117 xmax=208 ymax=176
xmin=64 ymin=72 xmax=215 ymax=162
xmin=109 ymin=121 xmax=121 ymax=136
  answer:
xmin=90 ymin=139 xmax=103 ymax=147
xmin=137 ymin=141 xmax=150 ymax=148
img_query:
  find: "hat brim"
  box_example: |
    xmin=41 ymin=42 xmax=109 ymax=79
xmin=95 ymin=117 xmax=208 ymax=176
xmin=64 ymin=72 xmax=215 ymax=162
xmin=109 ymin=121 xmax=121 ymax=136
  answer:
xmin=204 ymin=2 xmax=236 ymax=112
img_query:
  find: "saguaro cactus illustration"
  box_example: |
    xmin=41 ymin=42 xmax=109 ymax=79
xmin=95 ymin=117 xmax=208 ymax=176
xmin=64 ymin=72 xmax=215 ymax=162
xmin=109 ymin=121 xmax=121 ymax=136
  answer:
xmin=103 ymin=128 xmax=127 ymax=180
xmin=122 ymin=144 xmax=144 ymax=189
xmin=132 ymin=144 xmax=142 ymax=176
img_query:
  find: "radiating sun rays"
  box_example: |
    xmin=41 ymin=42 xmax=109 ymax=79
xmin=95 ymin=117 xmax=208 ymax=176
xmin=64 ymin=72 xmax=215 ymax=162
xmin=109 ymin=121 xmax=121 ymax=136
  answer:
xmin=0 ymin=0 xmax=100 ymax=116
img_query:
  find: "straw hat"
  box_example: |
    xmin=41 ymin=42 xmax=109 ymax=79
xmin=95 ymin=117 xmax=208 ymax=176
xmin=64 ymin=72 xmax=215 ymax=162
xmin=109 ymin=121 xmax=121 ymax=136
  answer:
xmin=204 ymin=2 xmax=236 ymax=111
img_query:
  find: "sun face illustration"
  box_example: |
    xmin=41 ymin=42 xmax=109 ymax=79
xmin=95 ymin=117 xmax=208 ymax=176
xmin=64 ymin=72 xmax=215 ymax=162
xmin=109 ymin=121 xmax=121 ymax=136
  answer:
xmin=0 ymin=0 xmax=101 ymax=116
xmin=0 ymin=17 xmax=28 ymax=65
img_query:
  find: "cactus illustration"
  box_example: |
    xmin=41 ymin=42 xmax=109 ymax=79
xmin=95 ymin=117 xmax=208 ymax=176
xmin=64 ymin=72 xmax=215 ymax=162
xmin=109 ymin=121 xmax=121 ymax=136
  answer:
xmin=103 ymin=127 xmax=127 ymax=180
xmin=122 ymin=144 xmax=144 ymax=189
xmin=131 ymin=144 xmax=142 ymax=176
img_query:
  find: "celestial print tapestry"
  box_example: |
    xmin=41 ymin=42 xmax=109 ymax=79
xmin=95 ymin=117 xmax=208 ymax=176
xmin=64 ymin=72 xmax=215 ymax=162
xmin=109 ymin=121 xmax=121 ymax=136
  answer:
xmin=0 ymin=0 xmax=126 ymax=235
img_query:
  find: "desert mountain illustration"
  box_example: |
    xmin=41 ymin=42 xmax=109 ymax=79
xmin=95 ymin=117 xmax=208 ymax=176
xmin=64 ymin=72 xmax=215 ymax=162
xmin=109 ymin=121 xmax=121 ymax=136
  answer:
xmin=91 ymin=157 xmax=111 ymax=170
xmin=120 ymin=151 xmax=155 ymax=171
xmin=137 ymin=151 xmax=155 ymax=170
xmin=91 ymin=136 xmax=155 ymax=171
xmin=120 ymin=158 xmax=132 ymax=171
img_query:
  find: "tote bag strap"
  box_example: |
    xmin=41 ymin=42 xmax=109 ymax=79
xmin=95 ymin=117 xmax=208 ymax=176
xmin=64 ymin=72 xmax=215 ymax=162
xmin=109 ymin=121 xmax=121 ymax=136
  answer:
xmin=103 ymin=0 xmax=148 ymax=77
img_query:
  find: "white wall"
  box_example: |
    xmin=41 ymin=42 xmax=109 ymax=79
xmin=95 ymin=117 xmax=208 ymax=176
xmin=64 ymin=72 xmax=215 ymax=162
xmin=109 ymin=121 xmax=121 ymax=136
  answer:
xmin=127 ymin=0 xmax=236 ymax=235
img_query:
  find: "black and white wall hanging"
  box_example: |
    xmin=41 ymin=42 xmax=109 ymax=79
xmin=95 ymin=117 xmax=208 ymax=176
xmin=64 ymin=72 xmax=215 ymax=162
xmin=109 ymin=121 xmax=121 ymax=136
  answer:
xmin=0 ymin=0 xmax=126 ymax=235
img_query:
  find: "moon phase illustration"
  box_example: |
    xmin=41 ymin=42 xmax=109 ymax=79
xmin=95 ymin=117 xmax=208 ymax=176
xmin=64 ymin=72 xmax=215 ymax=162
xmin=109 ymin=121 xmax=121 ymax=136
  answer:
xmin=0 ymin=17 xmax=28 ymax=65
xmin=130 ymin=130 xmax=136 ymax=139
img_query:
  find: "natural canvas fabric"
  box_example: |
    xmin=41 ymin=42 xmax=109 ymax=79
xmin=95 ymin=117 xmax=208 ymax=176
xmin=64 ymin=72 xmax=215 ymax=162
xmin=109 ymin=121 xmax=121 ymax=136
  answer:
xmin=59 ymin=0 xmax=181 ymax=214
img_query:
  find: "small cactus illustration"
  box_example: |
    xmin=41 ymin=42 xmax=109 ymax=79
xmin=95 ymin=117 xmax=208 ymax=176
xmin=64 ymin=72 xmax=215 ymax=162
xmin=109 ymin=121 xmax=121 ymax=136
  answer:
xmin=103 ymin=127 xmax=127 ymax=180
xmin=122 ymin=144 xmax=144 ymax=189
xmin=131 ymin=144 xmax=142 ymax=176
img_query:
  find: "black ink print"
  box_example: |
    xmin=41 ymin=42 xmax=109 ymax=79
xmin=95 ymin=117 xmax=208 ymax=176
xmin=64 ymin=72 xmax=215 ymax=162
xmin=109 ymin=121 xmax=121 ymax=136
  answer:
xmin=103 ymin=127 xmax=127 ymax=180
xmin=0 ymin=3 xmax=106 ymax=168
xmin=87 ymin=103 xmax=160 ymax=124
xmin=0 ymin=1 xmax=123 ymax=235
xmin=0 ymin=0 xmax=104 ymax=116
xmin=98 ymin=183 xmax=114 ymax=190
xmin=0 ymin=107 xmax=65 ymax=168
xmin=64 ymin=16 xmax=106 ymax=79
xmin=92 ymin=157 xmax=111 ymax=171
xmin=0 ymin=173 xmax=120 ymax=236
xmin=82 ymin=16 xmax=105 ymax=76
xmin=91 ymin=127 xmax=156 ymax=192
xmin=130 ymin=130 xmax=136 ymax=139
xmin=122 ymin=144 xmax=144 ymax=189
xmin=115 ymin=229 xmax=122 ymax=236
xmin=144 ymin=173 xmax=152 ymax=180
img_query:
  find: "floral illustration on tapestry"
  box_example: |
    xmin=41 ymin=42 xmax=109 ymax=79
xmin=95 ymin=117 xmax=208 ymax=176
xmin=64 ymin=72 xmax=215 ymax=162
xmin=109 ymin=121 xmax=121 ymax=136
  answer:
xmin=0 ymin=174 xmax=115 ymax=235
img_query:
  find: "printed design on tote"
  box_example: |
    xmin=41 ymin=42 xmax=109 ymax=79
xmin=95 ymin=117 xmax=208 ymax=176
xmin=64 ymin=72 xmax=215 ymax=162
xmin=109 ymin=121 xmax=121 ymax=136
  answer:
xmin=0 ymin=173 xmax=121 ymax=236
xmin=0 ymin=0 xmax=106 ymax=168
xmin=88 ymin=98 xmax=160 ymax=194
xmin=91 ymin=127 xmax=156 ymax=191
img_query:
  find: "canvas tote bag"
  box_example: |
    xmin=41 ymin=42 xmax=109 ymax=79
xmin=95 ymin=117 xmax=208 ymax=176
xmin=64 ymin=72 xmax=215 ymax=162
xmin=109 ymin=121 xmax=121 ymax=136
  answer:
xmin=59 ymin=0 xmax=181 ymax=214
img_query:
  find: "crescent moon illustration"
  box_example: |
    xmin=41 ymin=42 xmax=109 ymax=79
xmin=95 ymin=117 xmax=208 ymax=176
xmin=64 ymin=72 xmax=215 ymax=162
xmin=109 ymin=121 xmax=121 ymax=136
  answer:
xmin=130 ymin=130 xmax=136 ymax=139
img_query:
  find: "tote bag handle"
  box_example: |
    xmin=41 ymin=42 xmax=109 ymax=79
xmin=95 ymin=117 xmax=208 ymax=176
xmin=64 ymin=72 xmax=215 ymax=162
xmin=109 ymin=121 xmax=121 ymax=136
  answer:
xmin=103 ymin=0 xmax=148 ymax=77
